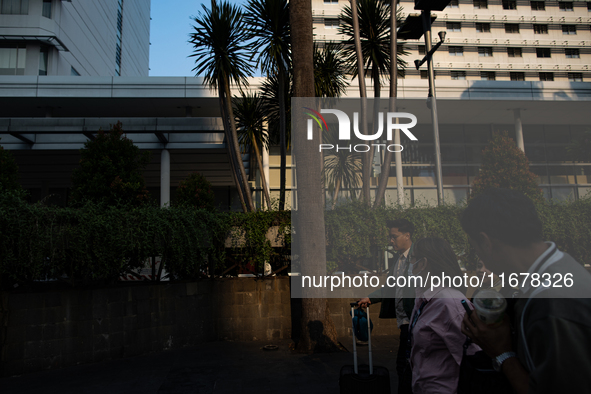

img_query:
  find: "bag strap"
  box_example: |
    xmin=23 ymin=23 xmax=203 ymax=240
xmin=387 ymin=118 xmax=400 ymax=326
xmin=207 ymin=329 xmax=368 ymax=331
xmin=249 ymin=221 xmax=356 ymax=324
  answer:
xmin=406 ymin=300 xmax=428 ymax=359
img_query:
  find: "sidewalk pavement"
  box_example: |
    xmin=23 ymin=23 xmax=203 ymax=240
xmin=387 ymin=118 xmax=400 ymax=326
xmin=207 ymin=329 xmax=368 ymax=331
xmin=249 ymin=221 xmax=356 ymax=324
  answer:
xmin=0 ymin=336 xmax=401 ymax=394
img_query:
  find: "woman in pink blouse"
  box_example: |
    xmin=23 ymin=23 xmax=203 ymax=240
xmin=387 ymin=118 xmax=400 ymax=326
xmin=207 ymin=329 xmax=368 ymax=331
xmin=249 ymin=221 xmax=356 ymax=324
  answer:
xmin=408 ymin=237 xmax=480 ymax=394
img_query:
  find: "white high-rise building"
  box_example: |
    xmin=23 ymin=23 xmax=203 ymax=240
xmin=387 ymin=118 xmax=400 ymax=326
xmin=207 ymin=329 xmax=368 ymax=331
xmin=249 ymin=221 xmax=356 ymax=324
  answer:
xmin=0 ymin=0 xmax=150 ymax=76
xmin=312 ymin=0 xmax=590 ymax=82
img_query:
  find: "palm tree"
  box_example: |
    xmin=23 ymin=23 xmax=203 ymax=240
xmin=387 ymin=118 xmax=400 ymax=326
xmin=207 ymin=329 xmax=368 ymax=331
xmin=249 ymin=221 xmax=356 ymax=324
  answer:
xmin=233 ymin=92 xmax=273 ymax=210
xmin=323 ymin=128 xmax=363 ymax=208
xmin=340 ymin=0 xmax=407 ymax=98
xmin=290 ymin=0 xmax=339 ymax=352
xmin=245 ymin=0 xmax=291 ymax=211
xmin=189 ymin=0 xmax=255 ymax=212
xmin=314 ymin=42 xmax=349 ymax=98
xmin=374 ymin=0 xmax=403 ymax=207
xmin=340 ymin=0 xmax=408 ymax=205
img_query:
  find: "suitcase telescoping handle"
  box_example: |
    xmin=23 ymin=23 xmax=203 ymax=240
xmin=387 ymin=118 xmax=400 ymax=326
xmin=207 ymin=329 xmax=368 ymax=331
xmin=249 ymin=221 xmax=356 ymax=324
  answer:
xmin=350 ymin=302 xmax=373 ymax=375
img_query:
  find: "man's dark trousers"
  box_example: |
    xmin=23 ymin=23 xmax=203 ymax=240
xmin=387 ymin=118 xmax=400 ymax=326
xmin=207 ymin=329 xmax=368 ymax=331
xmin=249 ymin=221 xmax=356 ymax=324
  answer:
xmin=396 ymin=324 xmax=412 ymax=394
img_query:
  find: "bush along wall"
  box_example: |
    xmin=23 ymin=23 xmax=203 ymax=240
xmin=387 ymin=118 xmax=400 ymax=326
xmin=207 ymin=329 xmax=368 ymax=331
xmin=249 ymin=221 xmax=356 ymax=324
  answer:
xmin=0 ymin=196 xmax=291 ymax=288
xmin=1 ymin=196 xmax=589 ymax=288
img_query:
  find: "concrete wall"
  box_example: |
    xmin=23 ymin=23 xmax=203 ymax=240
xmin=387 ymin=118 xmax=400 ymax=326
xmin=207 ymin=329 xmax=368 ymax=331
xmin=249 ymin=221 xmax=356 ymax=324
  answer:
xmin=0 ymin=277 xmax=397 ymax=377
xmin=0 ymin=277 xmax=292 ymax=377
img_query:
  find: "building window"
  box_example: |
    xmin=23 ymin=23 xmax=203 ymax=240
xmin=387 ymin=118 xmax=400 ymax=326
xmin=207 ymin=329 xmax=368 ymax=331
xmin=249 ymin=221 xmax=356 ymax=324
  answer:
xmin=0 ymin=45 xmax=26 ymax=75
xmin=448 ymin=46 xmax=463 ymax=56
xmin=448 ymin=0 xmax=459 ymax=8
xmin=420 ymin=70 xmax=429 ymax=79
xmin=502 ymin=0 xmax=517 ymax=9
xmin=324 ymin=18 xmax=340 ymax=29
xmin=116 ymin=0 xmax=123 ymax=76
xmin=533 ymin=24 xmax=548 ymax=34
xmin=481 ymin=71 xmax=496 ymax=80
xmin=324 ymin=0 xmax=339 ymax=3
xmin=539 ymin=72 xmax=554 ymax=81
xmin=510 ymin=72 xmax=525 ymax=81
xmin=531 ymin=1 xmax=545 ymax=10
xmin=42 ymin=0 xmax=51 ymax=18
xmin=507 ymin=47 xmax=522 ymax=57
xmin=71 ymin=66 xmax=80 ymax=76
xmin=39 ymin=46 xmax=48 ymax=75
xmin=536 ymin=48 xmax=551 ymax=58
xmin=0 ymin=0 xmax=29 ymax=14
xmin=478 ymin=47 xmax=493 ymax=57
xmin=418 ymin=45 xmax=426 ymax=55
xmin=505 ymin=24 xmax=520 ymax=33
xmin=473 ymin=0 xmax=488 ymax=8
xmin=568 ymin=72 xmax=583 ymax=81
xmin=565 ymin=48 xmax=580 ymax=58
xmin=588 ymin=2 xmax=591 ymax=10
xmin=451 ymin=71 xmax=466 ymax=80
xmin=562 ymin=25 xmax=576 ymax=35
xmin=447 ymin=22 xmax=461 ymax=32
xmin=476 ymin=23 xmax=490 ymax=32
xmin=559 ymin=1 xmax=573 ymax=11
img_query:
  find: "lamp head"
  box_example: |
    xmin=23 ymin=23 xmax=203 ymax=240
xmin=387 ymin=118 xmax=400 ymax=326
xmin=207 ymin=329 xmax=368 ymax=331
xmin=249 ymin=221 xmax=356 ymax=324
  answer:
xmin=414 ymin=59 xmax=421 ymax=70
xmin=438 ymin=31 xmax=446 ymax=42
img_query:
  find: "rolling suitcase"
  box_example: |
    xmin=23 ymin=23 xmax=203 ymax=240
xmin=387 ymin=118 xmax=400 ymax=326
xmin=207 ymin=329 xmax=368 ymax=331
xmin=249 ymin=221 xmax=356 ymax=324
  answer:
xmin=339 ymin=303 xmax=391 ymax=393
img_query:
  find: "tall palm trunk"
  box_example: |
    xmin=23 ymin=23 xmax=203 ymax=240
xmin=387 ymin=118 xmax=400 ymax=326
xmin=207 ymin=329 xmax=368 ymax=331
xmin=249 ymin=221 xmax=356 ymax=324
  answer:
xmin=291 ymin=0 xmax=339 ymax=353
xmin=278 ymin=66 xmax=287 ymax=211
xmin=219 ymin=85 xmax=248 ymax=212
xmin=350 ymin=0 xmax=371 ymax=205
xmin=374 ymin=0 xmax=400 ymax=207
xmin=222 ymin=75 xmax=255 ymax=211
xmin=252 ymin=134 xmax=273 ymax=209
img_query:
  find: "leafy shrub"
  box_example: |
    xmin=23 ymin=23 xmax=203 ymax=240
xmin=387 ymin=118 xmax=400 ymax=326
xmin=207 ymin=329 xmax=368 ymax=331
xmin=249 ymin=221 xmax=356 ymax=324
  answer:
xmin=470 ymin=132 xmax=543 ymax=203
xmin=0 ymin=142 xmax=26 ymax=198
xmin=70 ymin=121 xmax=151 ymax=207
xmin=175 ymin=172 xmax=216 ymax=210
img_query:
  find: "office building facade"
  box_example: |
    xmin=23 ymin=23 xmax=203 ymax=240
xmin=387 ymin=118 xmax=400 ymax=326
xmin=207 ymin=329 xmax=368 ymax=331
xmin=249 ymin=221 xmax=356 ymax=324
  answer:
xmin=0 ymin=0 xmax=150 ymax=76
xmin=313 ymin=0 xmax=590 ymax=82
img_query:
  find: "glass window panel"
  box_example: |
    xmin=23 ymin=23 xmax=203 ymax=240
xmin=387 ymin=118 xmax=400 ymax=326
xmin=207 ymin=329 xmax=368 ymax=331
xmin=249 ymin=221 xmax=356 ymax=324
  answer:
xmin=551 ymin=186 xmax=576 ymax=201
xmin=523 ymin=126 xmax=544 ymax=144
xmin=439 ymin=126 xmax=465 ymax=143
xmin=540 ymin=186 xmax=551 ymax=200
xmin=467 ymin=166 xmax=480 ymax=185
xmin=465 ymin=145 xmax=486 ymax=163
xmin=575 ymin=166 xmax=591 ymax=185
xmin=545 ymin=145 xmax=570 ymax=162
xmin=441 ymin=146 xmax=466 ymax=163
xmin=389 ymin=166 xmax=413 ymax=186
xmin=578 ymin=186 xmax=591 ymax=198
xmin=525 ymin=144 xmax=546 ymax=162
xmin=402 ymin=143 xmax=434 ymax=164
xmin=411 ymin=126 xmax=435 ymax=143
xmin=412 ymin=166 xmax=436 ymax=186
xmin=530 ymin=165 xmax=549 ymax=184
xmin=547 ymin=165 xmax=576 ymax=184
xmin=544 ymin=127 xmax=569 ymax=143
xmin=443 ymin=166 xmax=468 ymax=185
xmin=444 ymin=188 xmax=469 ymax=204
xmin=464 ymin=127 xmax=491 ymax=143
xmin=412 ymin=188 xmax=438 ymax=206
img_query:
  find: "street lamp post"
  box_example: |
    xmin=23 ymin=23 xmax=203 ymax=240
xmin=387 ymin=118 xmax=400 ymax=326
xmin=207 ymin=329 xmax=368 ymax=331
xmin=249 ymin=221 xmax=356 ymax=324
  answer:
xmin=419 ymin=14 xmax=444 ymax=205
xmin=399 ymin=0 xmax=450 ymax=206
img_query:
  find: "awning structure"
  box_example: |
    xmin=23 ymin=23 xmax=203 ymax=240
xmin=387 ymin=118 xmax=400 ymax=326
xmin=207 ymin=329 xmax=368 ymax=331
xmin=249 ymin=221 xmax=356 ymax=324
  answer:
xmin=0 ymin=35 xmax=69 ymax=51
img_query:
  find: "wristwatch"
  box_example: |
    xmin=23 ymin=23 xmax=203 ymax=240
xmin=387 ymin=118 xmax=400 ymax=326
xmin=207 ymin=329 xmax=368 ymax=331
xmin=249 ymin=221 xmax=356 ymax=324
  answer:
xmin=492 ymin=351 xmax=517 ymax=372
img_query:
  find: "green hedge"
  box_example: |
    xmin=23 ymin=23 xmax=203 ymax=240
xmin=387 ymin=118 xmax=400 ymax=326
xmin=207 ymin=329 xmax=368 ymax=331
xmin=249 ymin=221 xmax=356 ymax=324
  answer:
xmin=325 ymin=199 xmax=591 ymax=272
xmin=1 ymin=194 xmax=589 ymax=286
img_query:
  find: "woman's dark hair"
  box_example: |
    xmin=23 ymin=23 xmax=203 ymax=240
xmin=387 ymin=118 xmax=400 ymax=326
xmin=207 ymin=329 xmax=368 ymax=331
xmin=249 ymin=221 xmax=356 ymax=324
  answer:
xmin=413 ymin=237 xmax=466 ymax=294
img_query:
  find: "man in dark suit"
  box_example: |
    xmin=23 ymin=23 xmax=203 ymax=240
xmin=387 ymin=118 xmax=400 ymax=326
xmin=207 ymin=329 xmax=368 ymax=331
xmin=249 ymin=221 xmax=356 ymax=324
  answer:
xmin=358 ymin=218 xmax=415 ymax=394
